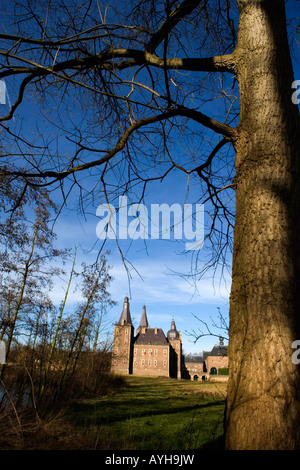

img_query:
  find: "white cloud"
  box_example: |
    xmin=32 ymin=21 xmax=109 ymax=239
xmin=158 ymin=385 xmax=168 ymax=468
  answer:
xmin=109 ymin=258 xmax=231 ymax=307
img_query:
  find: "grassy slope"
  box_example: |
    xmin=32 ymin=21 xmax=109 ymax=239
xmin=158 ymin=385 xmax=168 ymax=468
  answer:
xmin=67 ymin=376 xmax=227 ymax=450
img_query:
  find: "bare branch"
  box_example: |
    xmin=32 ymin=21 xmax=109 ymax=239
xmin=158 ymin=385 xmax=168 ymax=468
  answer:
xmin=146 ymin=0 xmax=203 ymax=53
xmin=1 ymin=106 xmax=237 ymax=182
xmin=192 ymin=137 xmax=232 ymax=176
xmin=0 ymin=48 xmax=236 ymax=79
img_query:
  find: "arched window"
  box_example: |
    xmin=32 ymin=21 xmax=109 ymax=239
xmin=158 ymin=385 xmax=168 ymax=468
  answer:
xmin=210 ymin=367 xmax=217 ymax=375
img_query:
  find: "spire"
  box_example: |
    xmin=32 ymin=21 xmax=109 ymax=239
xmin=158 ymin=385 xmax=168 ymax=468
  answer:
xmin=117 ymin=296 xmax=132 ymax=325
xmin=167 ymin=319 xmax=179 ymax=340
xmin=139 ymin=305 xmax=149 ymax=329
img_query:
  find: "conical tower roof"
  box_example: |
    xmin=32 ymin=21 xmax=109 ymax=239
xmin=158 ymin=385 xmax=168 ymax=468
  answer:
xmin=117 ymin=296 xmax=132 ymax=325
xmin=139 ymin=305 xmax=149 ymax=329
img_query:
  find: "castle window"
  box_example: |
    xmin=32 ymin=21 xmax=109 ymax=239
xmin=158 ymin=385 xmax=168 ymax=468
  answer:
xmin=141 ymin=359 xmax=145 ymax=366
xmin=163 ymin=360 xmax=167 ymax=367
xmin=134 ymin=348 xmax=137 ymax=356
xmin=148 ymin=359 xmax=151 ymax=366
xmin=154 ymin=349 xmax=158 ymax=356
xmin=163 ymin=349 xmax=167 ymax=356
xmin=149 ymin=349 xmax=152 ymax=356
xmin=154 ymin=360 xmax=157 ymax=367
xmin=125 ymin=329 xmax=128 ymax=335
xmin=142 ymin=349 xmax=146 ymax=356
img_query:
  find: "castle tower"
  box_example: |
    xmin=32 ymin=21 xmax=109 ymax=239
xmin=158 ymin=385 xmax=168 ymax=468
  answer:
xmin=136 ymin=305 xmax=149 ymax=334
xmin=111 ymin=297 xmax=134 ymax=375
xmin=167 ymin=320 xmax=182 ymax=379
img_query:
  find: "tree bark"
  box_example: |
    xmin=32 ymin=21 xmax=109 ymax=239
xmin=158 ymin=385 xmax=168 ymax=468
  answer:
xmin=225 ymin=0 xmax=300 ymax=449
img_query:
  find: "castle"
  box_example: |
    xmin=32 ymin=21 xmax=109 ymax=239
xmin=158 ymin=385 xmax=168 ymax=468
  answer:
xmin=111 ymin=297 xmax=229 ymax=380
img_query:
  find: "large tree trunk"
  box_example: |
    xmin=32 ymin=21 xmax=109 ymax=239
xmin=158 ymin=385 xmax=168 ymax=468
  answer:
xmin=225 ymin=0 xmax=300 ymax=449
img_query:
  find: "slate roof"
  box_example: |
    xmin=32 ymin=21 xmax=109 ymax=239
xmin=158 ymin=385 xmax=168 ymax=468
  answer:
xmin=135 ymin=328 xmax=168 ymax=345
xmin=167 ymin=320 xmax=180 ymax=340
xmin=203 ymin=344 xmax=228 ymax=359
xmin=139 ymin=305 xmax=149 ymax=329
xmin=117 ymin=297 xmax=133 ymax=325
xmin=183 ymin=354 xmax=203 ymax=364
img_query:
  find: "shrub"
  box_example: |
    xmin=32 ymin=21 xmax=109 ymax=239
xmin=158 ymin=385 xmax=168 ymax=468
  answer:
xmin=218 ymin=367 xmax=229 ymax=375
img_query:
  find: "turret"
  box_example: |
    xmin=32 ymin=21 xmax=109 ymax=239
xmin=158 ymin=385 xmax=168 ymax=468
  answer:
xmin=111 ymin=297 xmax=134 ymax=375
xmin=136 ymin=305 xmax=149 ymax=334
xmin=167 ymin=319 xmax=182 ymax=379
xmin=117 ymin=296 xmax=132 ymax=326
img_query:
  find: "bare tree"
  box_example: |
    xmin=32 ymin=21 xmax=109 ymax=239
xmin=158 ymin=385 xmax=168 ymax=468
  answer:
xmin=0 ymin=198 xmax=66 ymax=376
xmin=57 ymin=254 xmax=115 ymax=395
xmin=39 ymin=247 xmax=77 ymax=398
xmin=1 ymin=0 xmax=300 ymax=449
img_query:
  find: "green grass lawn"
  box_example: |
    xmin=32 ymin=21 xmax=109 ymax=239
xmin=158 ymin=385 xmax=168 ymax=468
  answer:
xmin=67 ymin=376 xmax=227 ymax=450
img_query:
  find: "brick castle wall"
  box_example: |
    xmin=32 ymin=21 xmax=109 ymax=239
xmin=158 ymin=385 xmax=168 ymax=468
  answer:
xmin=132 ymin=344 xmax=170 ymax=377
xmin=111 ymin=324 xmax=134 ymax=375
